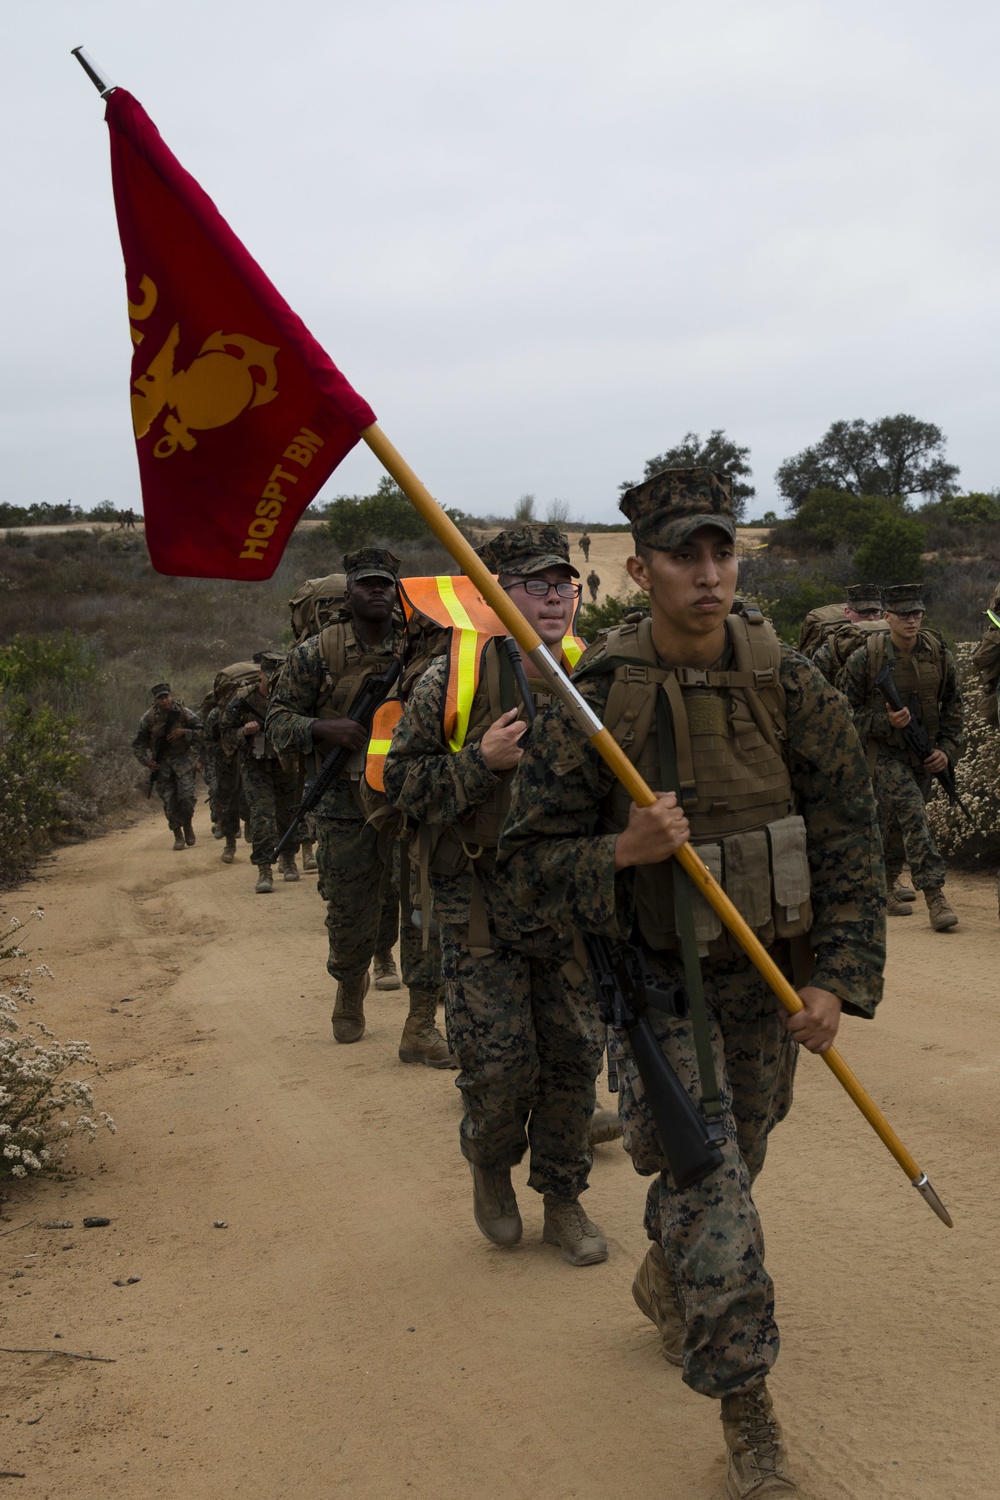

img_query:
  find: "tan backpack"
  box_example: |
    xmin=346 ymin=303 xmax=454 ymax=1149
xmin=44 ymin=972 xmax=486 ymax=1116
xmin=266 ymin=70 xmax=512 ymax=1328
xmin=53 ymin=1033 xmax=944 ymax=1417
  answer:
xmin=797 ymin=602 xmax=848 ymax=658
xmin=288 ymin=573 xmax=348 ymax=643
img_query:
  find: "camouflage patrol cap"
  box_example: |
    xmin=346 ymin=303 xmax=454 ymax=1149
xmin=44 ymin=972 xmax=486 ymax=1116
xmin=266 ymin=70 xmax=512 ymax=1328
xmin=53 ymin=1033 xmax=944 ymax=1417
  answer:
xmin=252 ymin=651 xmax=285 ymax=677
xmin=882 ymin=583 xmax=925 ymax=613
xmin=150 ymin=682 xmax=171 ymax=698
xmin=619 ymin=467 xmax=735 ymax=551
xmin=476 ymin=524 xmax=580 ymax=579
xmin=845 ymin=584 xmax=882 ymax=612
xmin=343 ymin=547 xmax=401 ymax=585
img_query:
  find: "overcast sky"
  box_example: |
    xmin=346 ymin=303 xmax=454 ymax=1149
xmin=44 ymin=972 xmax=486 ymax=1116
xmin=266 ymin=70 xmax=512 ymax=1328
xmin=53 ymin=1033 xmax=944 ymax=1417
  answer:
xmin=2 ymin=0 xmax=998 ymax=524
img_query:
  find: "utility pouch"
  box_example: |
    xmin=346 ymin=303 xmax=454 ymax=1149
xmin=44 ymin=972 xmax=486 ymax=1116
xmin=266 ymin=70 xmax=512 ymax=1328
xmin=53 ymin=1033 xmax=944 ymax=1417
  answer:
xmin=767 ymin=815 xmax=812 ymax=937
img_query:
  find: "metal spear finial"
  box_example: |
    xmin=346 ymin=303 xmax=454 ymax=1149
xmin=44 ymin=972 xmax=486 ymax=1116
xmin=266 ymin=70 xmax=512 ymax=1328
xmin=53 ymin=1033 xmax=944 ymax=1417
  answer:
xmin=71 ymin=46 xmax=116 ymax=98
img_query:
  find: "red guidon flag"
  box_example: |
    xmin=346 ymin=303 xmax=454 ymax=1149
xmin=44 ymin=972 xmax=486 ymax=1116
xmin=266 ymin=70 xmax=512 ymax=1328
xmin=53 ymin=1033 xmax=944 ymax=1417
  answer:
xmin=104 ymin=89 xmax=376 ymax=579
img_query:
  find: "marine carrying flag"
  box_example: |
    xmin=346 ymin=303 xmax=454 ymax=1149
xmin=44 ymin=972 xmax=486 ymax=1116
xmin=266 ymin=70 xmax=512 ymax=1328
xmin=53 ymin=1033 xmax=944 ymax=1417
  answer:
xmin=104 ymin=89 xmax=376 ymax=580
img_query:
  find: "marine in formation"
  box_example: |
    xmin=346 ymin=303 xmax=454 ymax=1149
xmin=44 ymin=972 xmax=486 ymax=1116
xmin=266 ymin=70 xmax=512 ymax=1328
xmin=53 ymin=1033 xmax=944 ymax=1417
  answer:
xmin=498 ymin=468 xmax=886 ymax=1497
xmin=383 ymin=525 xmax=612 ymax=1266
xmin=131 ymin=682 xmax=202 ymax=849
xmin=267 ymin=547 xmax=451 ymax=1066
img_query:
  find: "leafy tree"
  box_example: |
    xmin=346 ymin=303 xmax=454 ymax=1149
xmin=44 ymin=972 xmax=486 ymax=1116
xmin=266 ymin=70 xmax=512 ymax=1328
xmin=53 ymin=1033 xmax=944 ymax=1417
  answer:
xmin=775 ymin=415 xmax=959 ymax=508
xmin=620 ymin=430 xmax=754 ymax=523
xmin=324 ymin=477 xmax=471 ymax=552
xmin=852 ymin=514 xmax=926 ymax=583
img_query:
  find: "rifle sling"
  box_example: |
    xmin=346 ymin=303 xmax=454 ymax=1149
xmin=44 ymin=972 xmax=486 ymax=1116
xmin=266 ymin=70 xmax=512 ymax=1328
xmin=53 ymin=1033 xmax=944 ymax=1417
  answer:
xmin=654 ymin=687 xmax=724 ymax=1121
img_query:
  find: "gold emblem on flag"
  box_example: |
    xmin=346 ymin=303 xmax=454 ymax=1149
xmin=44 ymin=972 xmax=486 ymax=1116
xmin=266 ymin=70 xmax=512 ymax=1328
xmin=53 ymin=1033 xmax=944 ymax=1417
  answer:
xmin=129 ymin=279 xmax=280 ymax=458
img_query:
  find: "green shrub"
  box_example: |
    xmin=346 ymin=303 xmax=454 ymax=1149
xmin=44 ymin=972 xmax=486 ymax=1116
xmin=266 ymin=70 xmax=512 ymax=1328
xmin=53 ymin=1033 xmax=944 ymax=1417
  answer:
xmin=853 ymin=514 xmax=926 ymax=582
xmin=0 ymin=696 xmax=86 ymax=876
xmin=0 ymin=632 xmax=98 ymax=694
xmin=577 ymin=589 xmax=648 ymax=639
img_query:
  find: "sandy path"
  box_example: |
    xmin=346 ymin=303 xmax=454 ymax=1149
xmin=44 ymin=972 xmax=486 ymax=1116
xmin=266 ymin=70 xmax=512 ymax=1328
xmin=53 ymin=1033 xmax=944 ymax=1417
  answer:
xmin=1 ymin=809 xmax=996 ymax=1499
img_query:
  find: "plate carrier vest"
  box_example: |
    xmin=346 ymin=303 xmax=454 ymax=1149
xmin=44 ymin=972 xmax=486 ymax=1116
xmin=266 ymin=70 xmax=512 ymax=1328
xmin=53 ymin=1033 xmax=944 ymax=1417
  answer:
xmin=577 ymin=609 xmax=813 ymax=959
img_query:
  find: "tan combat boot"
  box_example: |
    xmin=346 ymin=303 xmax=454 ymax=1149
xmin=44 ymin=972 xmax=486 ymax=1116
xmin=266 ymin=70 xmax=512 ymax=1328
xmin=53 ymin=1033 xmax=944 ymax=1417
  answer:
xmin=301 ymin=839 xmax=318 ymax=873
xmin=221 ymin=836 xmax=237 ymax=864
xmin=470 ymin=1164 xmax=522 ymax=1246
xmin=542 ymin=1195 xmax=608 ymax=1266
xmin=254 ymin=864 xmax=274 ymax=894
xmin=885 ymin=893 xmax=912 ymax=916
xmin=720 ymin=1381 xmax=796 ymax=1497
xmin=279 ymin=853 xmax=300 ymax=882
xmin=925 ymin=887 xmax=957 ymax=931
xmin=893 ymin=877 xmax=917 ymax=902
xmin=631 ymin=1241 xmax=685 ymax=1366
xmin=373 ymin=951 xmax=401 ymax=991
xmin=171 ymin=829 xmax=185 ymax=851
xmin=589 ymin=1106 xmax=622 ymax=1145
xmin=183 ymin=821 xmax=196 ymax=846
xmin=398 ymin=991 xmax=457 ymax=1067
xmin=332 ymin=973 xmax=370 ymax=1044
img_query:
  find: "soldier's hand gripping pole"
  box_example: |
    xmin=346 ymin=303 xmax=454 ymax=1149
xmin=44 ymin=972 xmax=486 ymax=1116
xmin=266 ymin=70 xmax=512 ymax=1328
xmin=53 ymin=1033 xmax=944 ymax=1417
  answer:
xmin=360 ymin=420 xmax=952 ymax=1228
xmin=273 ymin=656 xmax=402 ymax=860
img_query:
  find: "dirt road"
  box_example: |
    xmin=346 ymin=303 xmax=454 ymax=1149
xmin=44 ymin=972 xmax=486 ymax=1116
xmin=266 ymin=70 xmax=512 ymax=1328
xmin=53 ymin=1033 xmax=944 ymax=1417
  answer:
xmin=1 ymin=809 xmax=996 ymax=1499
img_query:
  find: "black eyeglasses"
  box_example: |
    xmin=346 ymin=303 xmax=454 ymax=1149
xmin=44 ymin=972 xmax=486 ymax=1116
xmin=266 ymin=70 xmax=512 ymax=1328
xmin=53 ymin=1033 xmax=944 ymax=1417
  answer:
xmin=508 ymin=579 xmax=581 ymax=599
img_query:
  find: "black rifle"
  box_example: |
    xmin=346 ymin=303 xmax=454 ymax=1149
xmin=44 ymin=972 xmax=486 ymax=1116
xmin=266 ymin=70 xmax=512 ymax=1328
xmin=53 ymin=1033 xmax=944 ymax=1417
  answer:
xmin=583 ymin=934 xmax=725 ymax=1190
xmin=147 ymin=706 xmax=183 ymax=798
xmin=274 ymin=656 xmax=402 ymax=858
xmin=501 ymin=637 xmax=724 ymax=1188
xmin=874 ymin=663 xmax=970 ymax=817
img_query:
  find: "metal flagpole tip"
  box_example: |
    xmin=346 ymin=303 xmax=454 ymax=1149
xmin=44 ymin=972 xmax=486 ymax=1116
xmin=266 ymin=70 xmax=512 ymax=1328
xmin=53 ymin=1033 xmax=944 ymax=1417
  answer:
xmin=912 ymin=1172 xmax=953 ymax=1228
xmin=71 ymin=46 xmax=117 ymax=98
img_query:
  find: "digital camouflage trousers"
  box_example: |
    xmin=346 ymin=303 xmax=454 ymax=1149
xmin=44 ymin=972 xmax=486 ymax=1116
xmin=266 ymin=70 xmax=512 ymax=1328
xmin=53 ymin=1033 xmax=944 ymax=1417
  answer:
xmin=213 ymin=749 xmax=242 ymax=839
xmin=616 ymin=947 xmax=798 ymax=1400
xmin=239 ymin=753 xmax=299 ymax=868
xmin=872 ymin=755 xmax=945 ymax=890
xmin=313 ymin=782 xmax=441 ymax=995
xmin=440 ymin=922 xmax=605 ymax=1200
xmin=154 ymin=753 xmax=197 ymax=831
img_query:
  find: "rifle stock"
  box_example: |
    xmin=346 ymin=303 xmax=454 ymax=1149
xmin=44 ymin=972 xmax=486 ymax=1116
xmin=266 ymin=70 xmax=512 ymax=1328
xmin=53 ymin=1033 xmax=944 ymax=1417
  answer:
xmin=583 ymin=932 xmax=724 ymax=1190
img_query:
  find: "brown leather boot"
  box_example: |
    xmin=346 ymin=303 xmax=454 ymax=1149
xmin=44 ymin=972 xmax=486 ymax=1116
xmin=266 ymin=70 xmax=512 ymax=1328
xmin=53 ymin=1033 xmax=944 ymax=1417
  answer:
xmin=720 ymin=1381 xmax=797 ymax=1497
xmin=398 ymin=992 xmax=456 ymax=1068
xmin=183 ymin=821 xmax=196 ymax=846
xmin=332 ymin=973 xmax=370 ymax=1044
xmin=925 ymin=887 xmax=957 ymax=931
xmin=221 ymin=837 xmax=237 ymax=864
xmin=631 ymin=1242 xmax=684 ymax=1365
xmin=542 ymin=1195 xmax=608 ymax=1266
xmin=373 ymin=952 xmax=401 ymax=991
xmin=171 ymin=829 xmax=185 ymax=850
xmin=254 ymin=864 xmax=274 ymax=894
xmin=279 ymin=853 xmax=299 ymax=882
xmin=886 ymin=893 xmax=912 ymax=916
xmin=589 ymin=1106 xmax=622 ymax=1145
xmin=300 ymin=839 xmax=318 ymax=872
xmin=470 ymin=1164 xmax=522 ymax=1246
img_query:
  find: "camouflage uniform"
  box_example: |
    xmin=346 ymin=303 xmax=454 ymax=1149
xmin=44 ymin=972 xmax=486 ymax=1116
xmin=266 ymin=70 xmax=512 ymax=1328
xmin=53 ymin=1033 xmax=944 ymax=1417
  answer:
xmin=268 ymin=630 xmax=401 ymax=975
xmin=497 ymin=469 xmax=885 ymax=1402
xmin=131 ymin=690 xmax=201 ymax=835
xmin=221 ymin=682 xmax=298 ymax=868
xmin=840 ymin=624 xmax=964 ymax=893
xmin=204 ymin=702 xmax=242 ymax=841
xmin=383 ymin=648 xmax=604 ymax=1200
